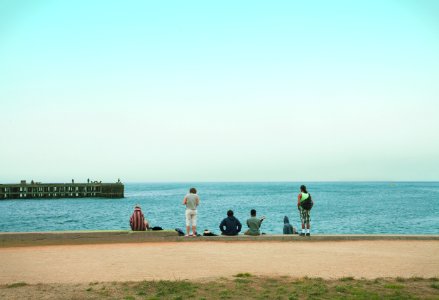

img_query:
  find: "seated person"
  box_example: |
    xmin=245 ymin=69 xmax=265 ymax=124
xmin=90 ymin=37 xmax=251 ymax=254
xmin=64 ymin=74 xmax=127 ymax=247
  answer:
xmin=244 ymin=209 xmax=265 ymax=236
xmin=283 ymin=216 xmax=296 ymax=234
xmin=219 ymin=210 xmax=242 ymax=236
xmin=129 ymin=205 xmax=150 ymax=231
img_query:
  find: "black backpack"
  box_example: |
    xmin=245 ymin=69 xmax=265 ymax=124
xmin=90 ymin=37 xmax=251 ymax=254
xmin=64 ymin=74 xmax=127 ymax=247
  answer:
xmin=300 ymin=194 xmax=314 ymax=211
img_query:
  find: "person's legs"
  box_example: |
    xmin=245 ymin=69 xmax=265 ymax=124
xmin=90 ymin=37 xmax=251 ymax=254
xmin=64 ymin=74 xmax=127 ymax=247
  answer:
xmin=305 ymin=211 xmax=311 ymax=236
xmin=299 ymin=207 xmax=306 ymax=236
xmin=185 ymin=210 xmax=191 ymax=236
xmin=191 ymin=210 xmax=197 ymax=236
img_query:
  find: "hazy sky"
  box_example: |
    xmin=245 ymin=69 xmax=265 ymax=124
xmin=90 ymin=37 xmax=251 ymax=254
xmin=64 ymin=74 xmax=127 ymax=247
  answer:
xmin=1 ymin=0 xmax=438 ymax=182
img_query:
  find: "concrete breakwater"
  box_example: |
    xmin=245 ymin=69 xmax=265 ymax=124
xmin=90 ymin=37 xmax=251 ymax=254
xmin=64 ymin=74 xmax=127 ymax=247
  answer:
xmin=1 ymin=231 xmax=438 ymax=247
xmin=0 ymin=180 xmax=124 ymax=199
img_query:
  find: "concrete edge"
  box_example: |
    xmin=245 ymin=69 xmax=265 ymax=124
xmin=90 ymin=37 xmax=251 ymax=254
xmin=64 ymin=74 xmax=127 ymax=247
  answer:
xmin=1 ymin=231 xmax=439 ymax=247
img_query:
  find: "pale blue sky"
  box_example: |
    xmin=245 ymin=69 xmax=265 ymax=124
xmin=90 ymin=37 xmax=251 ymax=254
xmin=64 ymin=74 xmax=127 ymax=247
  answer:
xmin=1 ymin=0 xmax=438 ymax=182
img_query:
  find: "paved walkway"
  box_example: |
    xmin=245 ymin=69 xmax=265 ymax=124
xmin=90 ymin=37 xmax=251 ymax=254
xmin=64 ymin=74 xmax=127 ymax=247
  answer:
xmin=1 ymin=240 xmax=438 ymax=284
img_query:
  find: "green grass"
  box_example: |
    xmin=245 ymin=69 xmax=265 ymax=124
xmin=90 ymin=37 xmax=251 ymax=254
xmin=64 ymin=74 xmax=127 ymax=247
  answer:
xmin=340 ymin=276 xmax=355 ymax=281
xmin=2 ymin=276 xmax=439 ymax=299
xmin=234 ymin=272 xmax=252 ymax=278
xmin=384 ymin=283 xmax=404 ymax=289
xmin=6 ymin=282 xmax=27 ymax=288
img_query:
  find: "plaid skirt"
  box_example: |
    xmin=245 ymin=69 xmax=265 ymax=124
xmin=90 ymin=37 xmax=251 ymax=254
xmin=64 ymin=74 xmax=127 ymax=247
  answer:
xmin=299 ymin=206 xmax=311 ymax=225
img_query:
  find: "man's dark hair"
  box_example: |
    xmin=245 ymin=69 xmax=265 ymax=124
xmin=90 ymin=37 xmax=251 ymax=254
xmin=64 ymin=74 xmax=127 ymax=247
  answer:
xmin=189 ymin=187 xmax=197 ymax=194
xmin=300 ymin=185 xmax=307 ymax=193
xmin=250 ymin=209 xmax=256 ymax=216
xmin=227 ymin=210 xmax=234 ymax=217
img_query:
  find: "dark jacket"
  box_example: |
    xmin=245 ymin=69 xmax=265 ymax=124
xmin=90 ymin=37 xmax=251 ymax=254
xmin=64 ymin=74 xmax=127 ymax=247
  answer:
xmin=283 ymin=216 xmax=294 ymax=234
xmin=219 ymin=216 xmax=242 ymax=235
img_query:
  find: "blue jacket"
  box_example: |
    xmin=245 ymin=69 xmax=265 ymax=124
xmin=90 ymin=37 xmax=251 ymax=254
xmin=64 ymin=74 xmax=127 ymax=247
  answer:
xmin=220 ymin=216 xmax=242 ymax=235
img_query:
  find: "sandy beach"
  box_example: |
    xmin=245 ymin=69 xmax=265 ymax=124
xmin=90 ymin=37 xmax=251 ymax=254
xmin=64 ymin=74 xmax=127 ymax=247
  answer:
xmin=1 ymin=240 xmax=438 ymax=284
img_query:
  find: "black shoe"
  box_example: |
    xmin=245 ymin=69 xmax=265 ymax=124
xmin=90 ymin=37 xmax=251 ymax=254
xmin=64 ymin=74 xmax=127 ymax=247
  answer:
xmin=300 ymin=233 xmax=305 ymax=236
xmin=306 ymin=233 xmax=310 ymax=237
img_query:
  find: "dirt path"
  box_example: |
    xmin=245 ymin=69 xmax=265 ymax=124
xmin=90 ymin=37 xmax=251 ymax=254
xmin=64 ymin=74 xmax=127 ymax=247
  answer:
xmin=1 ymin=241 xmax=438 ymax=284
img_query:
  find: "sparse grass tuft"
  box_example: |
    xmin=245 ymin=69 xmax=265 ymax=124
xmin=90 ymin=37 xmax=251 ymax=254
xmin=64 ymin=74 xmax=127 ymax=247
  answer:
xmin=234 ymin=278 xmax=251 ymax=284
xmin=431 ymin=283 xmax=439 ymax=290
xmin=335 ymin=285 xmax=348 ymax=293
xmin=6 ymin=282 xmax=28 ymax=288
xmin=340 ymin=276 xmax=355 ymax=281
xmin=234 ymin=273 xmax=252 ymax=278
xmin=384 ymin=283 xmax=404 ymax=290
xmin=410 ymin=276 xmax=424 ymax=281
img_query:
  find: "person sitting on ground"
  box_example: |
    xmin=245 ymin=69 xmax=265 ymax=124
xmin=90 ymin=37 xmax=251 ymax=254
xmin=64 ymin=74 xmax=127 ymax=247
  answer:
xmin=283 ymin=216 xmax=296 ymax=234
xmin=244 ymin=209 xmax=265 ymax=236
xmin=219 ymin=210 xmax=242 ymax=236
xmin=129 ymin=205 xmax=150 ymax=231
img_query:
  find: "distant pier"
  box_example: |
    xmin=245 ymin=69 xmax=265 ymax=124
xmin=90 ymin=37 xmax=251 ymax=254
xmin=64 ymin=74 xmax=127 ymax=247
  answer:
xmin=0 ymin=180 xmax=124 ymax=199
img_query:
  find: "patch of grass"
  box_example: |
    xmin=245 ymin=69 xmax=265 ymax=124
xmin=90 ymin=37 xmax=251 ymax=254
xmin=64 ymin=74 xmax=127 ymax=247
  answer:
xmin=6 ymin=282 xmax=28 ymax=288
xmin=124 ymin=296 xmax=135 ymax=300
xmin=276 ymin=286 xmax=287 ymax=295
xmin=384 ymin=283 xmax=404 ymax=290
xmin=307 ymin=281 xmax=328 ymax=296
xmin=2 ymin=276 xmax=439 ymax=299
xmin=234 ymin=273 xmax=252 ymax=278
xmin=340 ymin=276 xmax=355 ymax=281
xmin=154 ymin=280 xmax=196 ymax=298
xmin=396 ymin=277 xmax=406 ymax=282
xmin=430 ymin=277 xmax=439 ymax=282
xmin=234 ymin=278 xmax=251 ymax=284
xmin=98 ymin=290 xmax=111 ymax=297
xmin=219 ymin=289 xmax=231 ymax=299
xmin=410 ymin=276 xmax=424 ymax=281
xmin=431 ymin=283 xmax=439 ymax=290
xmin=335 ymin=285 xmax=348 ymax=293
xmin=288 ymin=294 xmax=298 ymax=300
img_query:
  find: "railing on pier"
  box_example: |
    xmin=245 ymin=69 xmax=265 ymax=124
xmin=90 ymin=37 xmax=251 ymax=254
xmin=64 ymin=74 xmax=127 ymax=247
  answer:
xmin=0 ymin=182 xmax=124 ymax=199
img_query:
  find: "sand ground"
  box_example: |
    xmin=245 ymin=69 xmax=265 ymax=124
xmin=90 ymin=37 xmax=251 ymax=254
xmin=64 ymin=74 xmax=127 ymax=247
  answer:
xmin=0 ymin=240 xmax=438 ymax=284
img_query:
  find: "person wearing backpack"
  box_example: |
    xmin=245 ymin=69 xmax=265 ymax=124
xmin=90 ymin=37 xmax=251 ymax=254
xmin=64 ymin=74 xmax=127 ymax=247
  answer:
xmin=297 ymin=185 xmax=313 ymax=236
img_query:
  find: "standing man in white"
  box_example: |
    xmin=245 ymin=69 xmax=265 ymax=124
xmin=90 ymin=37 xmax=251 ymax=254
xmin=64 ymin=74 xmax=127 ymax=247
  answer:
xmin=183 ymin=187 xmax=200 ymax=237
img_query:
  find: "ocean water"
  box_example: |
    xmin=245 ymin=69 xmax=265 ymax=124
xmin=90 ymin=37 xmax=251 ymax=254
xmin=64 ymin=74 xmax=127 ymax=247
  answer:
xmin=0 ymin=182 xmax=438 ymax=234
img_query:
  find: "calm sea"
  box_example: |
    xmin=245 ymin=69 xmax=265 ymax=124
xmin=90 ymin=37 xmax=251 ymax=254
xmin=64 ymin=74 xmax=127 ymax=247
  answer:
xmin=0 ymin=182 xmax=438 ymax=234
